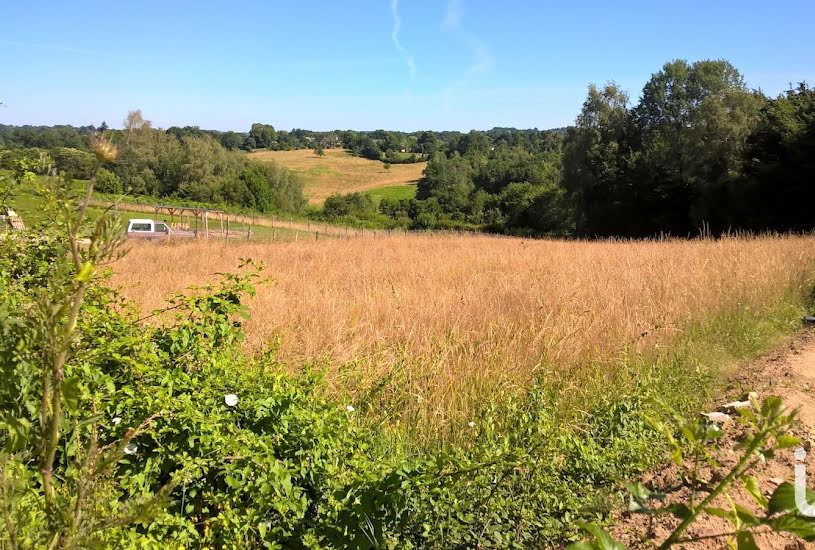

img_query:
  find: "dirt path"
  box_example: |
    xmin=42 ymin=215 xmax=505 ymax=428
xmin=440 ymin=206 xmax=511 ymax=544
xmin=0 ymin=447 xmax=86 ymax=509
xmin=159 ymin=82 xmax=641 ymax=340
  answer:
xmin=613 ymin=329 xmax=815 ymax=549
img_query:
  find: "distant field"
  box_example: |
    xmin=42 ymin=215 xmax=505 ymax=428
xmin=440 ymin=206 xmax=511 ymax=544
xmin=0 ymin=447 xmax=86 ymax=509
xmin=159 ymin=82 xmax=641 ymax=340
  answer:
xmin=247 ymin=148 xmax=426 ymax=204
xmin=364 ymin=183 xmax=417 ymax=201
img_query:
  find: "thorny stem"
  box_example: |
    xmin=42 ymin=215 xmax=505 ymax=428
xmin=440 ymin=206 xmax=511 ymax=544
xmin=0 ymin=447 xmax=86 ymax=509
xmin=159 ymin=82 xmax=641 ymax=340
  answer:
xmin=41 ymin=279 xmax=89 ymax=521
xmin=40 ymin=165 xmax=98 ymax=534
xmin=65 ymin=409 xmax=100 ymax=547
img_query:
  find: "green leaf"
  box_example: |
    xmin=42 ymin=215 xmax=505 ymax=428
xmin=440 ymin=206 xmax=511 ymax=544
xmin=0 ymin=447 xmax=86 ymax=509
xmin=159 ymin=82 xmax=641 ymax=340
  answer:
xmin=61 ymin=377 xmax=81 ymax=414
xmin=705 ymin=424 xmax=724 ymax=440
xmin=626 ymin=482 xmax=650 ymax=501
xmin=769 ymin=482 xmax=815 ymax=515
xmin=743 ymin=476 xmax=769 ymax=508
xmin=704 ymin=506 xmax=735 ymax=521
xmin=2 ymin=417 xmax=31 ymax=452
xmin=777 ymin=434 xmax=802 ymax=450
xmin=75 ymin=261 xmax=95 ymax=282
xmin=579 ymin=523 xmax=627 ymax=550
xmin=626 ymin=482 xmax=651 ymax=512
xmin=78 ymin=414 xmax=104 ymax=427
xmin=769 ymin=514 xmax=815 ymax=541
xmin=666 ymin=503 xmax=691 ymax=520
xmin=734 ymin=505 xmax=761 ymax=527
xmin=736 ymin=531 xmax=759 ymax=550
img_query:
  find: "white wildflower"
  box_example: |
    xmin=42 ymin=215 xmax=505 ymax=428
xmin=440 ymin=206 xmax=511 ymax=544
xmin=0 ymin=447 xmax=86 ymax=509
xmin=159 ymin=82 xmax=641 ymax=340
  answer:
xmin=346 ymin=405 xmax=355 ymax=412
xmin=124 ymin=442 xmax=138 ymax=455
xmin=225 ymin=394 xmax=239 ymax=407
xmin=468 ymin=421 xmax=475 ymax=428
xmin=112 ymin=417 xmax=122 ymax=425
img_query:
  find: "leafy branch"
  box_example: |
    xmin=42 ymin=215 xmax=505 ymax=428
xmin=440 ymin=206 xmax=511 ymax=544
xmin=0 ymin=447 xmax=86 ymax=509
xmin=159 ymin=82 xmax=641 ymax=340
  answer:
xmin=570 ymin=396 xmax=815 ymax=549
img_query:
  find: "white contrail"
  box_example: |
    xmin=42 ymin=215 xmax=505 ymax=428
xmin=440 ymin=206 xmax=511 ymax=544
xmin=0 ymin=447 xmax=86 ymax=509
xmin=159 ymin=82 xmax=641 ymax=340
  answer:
xmin=438 ymin=0 xmax=496 ymax=108
xmin=442 ymin=0 xmax=462 ymax=30
xmin=391 ymin=0 xmax=417 ymax=79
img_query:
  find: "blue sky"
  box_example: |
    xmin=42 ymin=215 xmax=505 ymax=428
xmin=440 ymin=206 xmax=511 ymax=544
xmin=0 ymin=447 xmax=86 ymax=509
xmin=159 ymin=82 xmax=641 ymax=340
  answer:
xmin=1 ymin=0 xmax=813 ymax=131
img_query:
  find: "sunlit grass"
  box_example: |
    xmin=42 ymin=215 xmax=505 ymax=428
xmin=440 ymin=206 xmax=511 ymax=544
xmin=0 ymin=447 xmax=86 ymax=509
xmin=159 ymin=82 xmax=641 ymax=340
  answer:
xmin=111 ymin=233 xmax=815 ymax=438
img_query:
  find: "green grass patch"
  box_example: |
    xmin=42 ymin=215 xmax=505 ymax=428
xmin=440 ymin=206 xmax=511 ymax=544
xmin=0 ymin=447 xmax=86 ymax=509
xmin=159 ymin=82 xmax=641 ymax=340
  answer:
xmin=364 ymin=183 xmax=417 ymax=201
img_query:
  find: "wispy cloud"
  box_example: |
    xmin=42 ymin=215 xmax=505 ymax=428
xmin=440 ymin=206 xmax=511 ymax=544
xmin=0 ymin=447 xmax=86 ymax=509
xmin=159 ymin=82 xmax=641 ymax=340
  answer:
xmin=0 ymin=39 xmax=124 ymax=59
xmin=265 ymin=57 xmax=403 ymax=70
xmin=390 ymin=0 xmax=417 ymax=79
xmin=439 ymin=1 xmax=496 ymax=108
xmin=466 ymin=37 xmax=495 ymax=76
xmin=442 ymin=0 xmax=462 ymax=30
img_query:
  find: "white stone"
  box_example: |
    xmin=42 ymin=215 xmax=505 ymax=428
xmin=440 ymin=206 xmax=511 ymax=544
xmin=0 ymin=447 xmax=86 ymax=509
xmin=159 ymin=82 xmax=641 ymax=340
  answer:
xmin=721 ymin=400 xmax=752 ymax=412
xmin=701 ymin=411 xmax=732 ymax=424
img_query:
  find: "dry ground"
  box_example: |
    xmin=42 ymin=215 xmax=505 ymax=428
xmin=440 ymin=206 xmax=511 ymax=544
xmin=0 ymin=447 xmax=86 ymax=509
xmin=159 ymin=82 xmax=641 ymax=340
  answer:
xmin=111 ymin=234 xmax=815 ymax=432
xmin=614 ymin=329 xmax=815 ymax=549
xmin=247 ymin=148 xmax=426 ymax=204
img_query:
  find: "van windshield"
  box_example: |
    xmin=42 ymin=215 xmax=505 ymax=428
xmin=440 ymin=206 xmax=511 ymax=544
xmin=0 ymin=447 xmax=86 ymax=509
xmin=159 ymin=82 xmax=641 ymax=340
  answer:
xmin=130 ymin=223 xmax=151 ymax=232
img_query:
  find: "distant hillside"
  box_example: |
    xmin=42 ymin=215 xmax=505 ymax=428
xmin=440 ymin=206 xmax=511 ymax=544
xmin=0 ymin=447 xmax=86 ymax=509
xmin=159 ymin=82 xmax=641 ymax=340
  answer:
xmin=248 ymin=148 xmax=424 ymax=204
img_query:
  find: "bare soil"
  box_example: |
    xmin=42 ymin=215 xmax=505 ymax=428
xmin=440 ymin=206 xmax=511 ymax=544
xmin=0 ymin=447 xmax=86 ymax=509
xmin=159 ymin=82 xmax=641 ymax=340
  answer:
xmin=613 ymin=329 xmax=815 ymax=549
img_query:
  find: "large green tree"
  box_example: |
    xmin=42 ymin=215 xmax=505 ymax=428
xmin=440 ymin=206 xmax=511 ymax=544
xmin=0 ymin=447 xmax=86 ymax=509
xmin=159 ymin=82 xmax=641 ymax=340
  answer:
xmin=634 ymin=59 xmax=763 ymax=233
xmin=562 ymin=83 xmax=639 ymax=236
xmin=564 ymin=60 xmax=765 ymax=237
xmin=742 ymin=84 xmax=815 ymax=230
xmin=248 ymin=123 xmax=277 ymax=149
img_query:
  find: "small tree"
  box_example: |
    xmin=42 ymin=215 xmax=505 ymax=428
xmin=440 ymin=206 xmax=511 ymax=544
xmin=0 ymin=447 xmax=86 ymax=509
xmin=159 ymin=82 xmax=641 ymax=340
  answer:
xmin=383 ymin=162 xmax=392 ymax=173
xmin=314 ymin=145 xmax=325 ymax=157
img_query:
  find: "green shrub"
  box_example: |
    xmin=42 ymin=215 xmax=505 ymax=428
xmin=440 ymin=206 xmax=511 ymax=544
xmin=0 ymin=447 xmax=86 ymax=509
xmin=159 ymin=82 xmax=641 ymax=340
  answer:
xmin=52 ymin=147 xmax=96 ymax=180
xmin=95 ymin=167 xmax=122 ymax=194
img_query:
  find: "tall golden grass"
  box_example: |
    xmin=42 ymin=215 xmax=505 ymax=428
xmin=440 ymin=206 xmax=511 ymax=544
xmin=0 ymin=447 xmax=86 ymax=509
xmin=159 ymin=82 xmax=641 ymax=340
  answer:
xmin=112 ymin=234 xmax=815 ymax=433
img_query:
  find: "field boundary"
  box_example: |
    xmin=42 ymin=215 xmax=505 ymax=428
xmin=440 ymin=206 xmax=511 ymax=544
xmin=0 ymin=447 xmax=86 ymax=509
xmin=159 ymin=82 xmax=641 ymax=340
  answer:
xmin=91 ymin=199 xmax=379 ymax=238
xmin=91 ymin=199 xmax=533 ymax=242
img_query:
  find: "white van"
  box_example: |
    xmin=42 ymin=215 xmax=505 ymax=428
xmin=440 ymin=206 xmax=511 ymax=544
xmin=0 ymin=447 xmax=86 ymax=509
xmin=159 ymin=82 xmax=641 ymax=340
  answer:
xmin=126 ymin=219 xmax=171 ymax=239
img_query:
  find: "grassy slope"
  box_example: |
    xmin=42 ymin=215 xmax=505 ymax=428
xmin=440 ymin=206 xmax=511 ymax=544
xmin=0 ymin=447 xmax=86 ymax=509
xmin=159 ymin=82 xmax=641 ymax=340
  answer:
xmin=247 ymin=148 xmax=426 ymax=205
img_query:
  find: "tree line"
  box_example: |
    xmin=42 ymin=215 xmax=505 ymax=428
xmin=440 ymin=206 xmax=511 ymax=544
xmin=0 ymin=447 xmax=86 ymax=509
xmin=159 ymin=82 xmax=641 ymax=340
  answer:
xmin=0 ymin=112 xmax=306 ymax=214
xmin=323 ymin=59 xmax=814 ymax=236
xmin=563 ymin=60 xmax=814 ymax=236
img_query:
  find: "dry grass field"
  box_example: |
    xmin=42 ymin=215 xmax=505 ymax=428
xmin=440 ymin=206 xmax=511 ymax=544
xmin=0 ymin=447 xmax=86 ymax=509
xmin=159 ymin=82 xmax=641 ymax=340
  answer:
xmin=112 ymin=234 xmax=815 ymax=433
xmin=247 ymin=148 xmax=426 ymax=204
